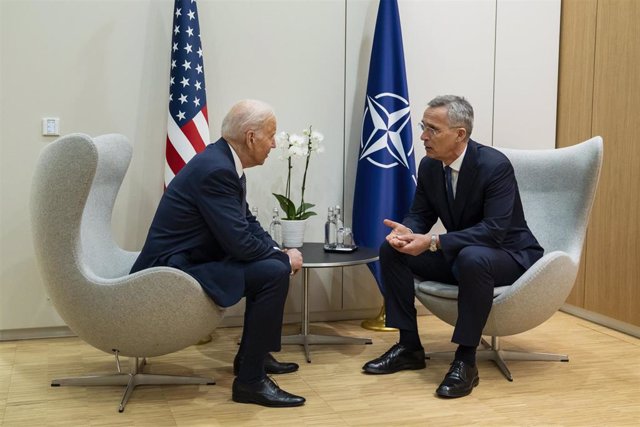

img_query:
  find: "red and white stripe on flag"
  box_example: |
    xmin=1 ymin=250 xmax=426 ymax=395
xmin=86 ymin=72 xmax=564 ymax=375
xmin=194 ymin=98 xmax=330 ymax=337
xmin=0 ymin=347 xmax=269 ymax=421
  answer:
xmin=165 ymin=0 xmax=210 ymax=188
xmin=165 ymin=107 xmax=210 ymax=186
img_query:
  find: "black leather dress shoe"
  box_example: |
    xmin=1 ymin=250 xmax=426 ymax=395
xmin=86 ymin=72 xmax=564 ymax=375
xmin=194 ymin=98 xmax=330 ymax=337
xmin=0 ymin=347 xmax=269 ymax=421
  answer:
xmin=436 ymin=360 xmax=479 ymax=398
xmin=232 ymin=377 xmax=305 ymax=407
xmin=362 ymin=343 xmax=426 ymax=374
xmin=233 ymin=353 xmax=299 ymax=376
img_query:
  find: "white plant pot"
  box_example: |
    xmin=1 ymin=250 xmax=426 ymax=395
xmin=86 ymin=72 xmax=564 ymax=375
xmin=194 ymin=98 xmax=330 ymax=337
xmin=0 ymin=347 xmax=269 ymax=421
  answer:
xmin=281 ymin=219 xmax=307 ymax=248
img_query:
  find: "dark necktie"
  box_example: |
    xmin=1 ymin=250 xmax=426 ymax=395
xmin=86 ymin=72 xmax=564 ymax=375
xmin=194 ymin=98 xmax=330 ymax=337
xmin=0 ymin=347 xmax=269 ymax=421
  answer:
xmin=240 ymin=173 xmax=247 ymax=212
xmin=444 ymin=166 xmax=454 ymax=211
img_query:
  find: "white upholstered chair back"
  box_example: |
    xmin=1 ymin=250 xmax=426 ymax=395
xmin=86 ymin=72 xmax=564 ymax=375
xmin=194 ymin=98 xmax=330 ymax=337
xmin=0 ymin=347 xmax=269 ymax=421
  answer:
xmin=80 ymin=134 xmax=139 ymax=279
xmin=31 ymin=133 xmax=223 ymax=358
xmin=500 ymin=136 xmax=603 ymax=264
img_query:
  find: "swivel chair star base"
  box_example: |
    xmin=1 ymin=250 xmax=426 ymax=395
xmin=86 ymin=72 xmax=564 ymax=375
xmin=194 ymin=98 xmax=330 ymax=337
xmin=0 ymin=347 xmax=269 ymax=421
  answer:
xmin=425 ymin=336 xmax=568 ymax=382
xmin=51 ymin=350 xmax=215 ymax=412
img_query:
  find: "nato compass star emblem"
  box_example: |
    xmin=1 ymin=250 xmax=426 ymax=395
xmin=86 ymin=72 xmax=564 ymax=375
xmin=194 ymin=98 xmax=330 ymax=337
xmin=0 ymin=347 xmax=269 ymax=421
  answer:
xmin=360 ymin=92 xmax=414 ymax=169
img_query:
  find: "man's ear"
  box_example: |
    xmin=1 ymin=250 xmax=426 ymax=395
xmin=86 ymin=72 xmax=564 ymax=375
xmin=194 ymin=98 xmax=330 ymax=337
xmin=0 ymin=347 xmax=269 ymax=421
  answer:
xmin=245 ymin=129 xmax=255 ymax=145
xmin=456 ymin=127 xmax=467 ymax=142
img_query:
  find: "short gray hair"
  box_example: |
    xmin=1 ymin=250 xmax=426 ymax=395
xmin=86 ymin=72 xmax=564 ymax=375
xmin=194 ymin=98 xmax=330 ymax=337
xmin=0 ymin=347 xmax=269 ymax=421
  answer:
xmin=428 ymin=95 xmax=474 ymax=137
xmin=221 ymin=99 xmax=275 ymax=142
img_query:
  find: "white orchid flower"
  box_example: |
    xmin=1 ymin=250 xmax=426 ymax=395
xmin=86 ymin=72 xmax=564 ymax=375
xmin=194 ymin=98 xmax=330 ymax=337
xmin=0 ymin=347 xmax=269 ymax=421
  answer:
xmin=275 ymin=131 xmax=289 ymax=147
xmin=289 ymin=145 xmax=308 ymax=157
xmin=289 ymin=134 xmax=306 ymax=149
xmin=310 ymin=131 xmax=324 ymax=143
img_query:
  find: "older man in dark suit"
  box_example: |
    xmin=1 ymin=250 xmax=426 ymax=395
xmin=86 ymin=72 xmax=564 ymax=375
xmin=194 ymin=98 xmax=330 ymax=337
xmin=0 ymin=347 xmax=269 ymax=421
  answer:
xmin=131 ymin=100 xmax=305 ymax=407
xmin=362 ymin=95 xmax=543 ymax=398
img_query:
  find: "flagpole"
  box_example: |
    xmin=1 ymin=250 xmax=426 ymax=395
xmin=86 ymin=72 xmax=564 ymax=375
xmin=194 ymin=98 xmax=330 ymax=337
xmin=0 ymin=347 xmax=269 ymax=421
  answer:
xmin=165 ymin=0 xmax=213 ymax=345
xmin=353 ymin=0 xmax=416 ymax=333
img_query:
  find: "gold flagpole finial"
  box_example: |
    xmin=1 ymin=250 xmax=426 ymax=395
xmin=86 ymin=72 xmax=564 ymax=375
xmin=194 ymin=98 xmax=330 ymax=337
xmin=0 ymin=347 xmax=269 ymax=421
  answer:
xmin=361 ymin=304 xmax=397 ymax=332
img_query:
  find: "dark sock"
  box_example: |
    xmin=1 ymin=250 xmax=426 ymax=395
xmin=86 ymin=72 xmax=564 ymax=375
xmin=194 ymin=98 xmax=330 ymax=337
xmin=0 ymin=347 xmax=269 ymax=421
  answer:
xmin=237 ymin=353 xmax=265 ymax=384
xmin=455 ymin=344 xmax=476 ymax=366
xmin=399 ymin=329 xmax=422 ymax=350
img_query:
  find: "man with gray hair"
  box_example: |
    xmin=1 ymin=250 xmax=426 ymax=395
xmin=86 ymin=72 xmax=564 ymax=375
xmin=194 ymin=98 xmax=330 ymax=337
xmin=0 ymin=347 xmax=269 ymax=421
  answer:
xmin=131 ymin=99 xmax=305 ymax=407
xmin=362 ymin=95 xmax=543 ymax=398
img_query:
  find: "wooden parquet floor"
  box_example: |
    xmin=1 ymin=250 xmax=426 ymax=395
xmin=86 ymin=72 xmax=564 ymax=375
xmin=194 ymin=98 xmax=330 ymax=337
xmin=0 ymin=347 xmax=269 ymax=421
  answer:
xmin=1 ymin=311 xmax=639 ymax=426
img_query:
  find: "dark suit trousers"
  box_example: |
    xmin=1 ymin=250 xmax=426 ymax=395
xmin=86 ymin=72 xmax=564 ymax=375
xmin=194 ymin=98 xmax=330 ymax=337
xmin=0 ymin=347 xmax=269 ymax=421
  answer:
xmin=236 ymin=257 xmax=290 ymax=382
xmin=380 ymin=241 xmax=525 ymax=347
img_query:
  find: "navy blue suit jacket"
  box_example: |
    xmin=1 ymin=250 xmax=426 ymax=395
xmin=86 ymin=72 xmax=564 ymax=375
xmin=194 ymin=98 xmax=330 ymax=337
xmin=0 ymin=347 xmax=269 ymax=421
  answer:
xmin=403 ymin=139 xmax=543 ymax=270
xmin=130 ymin=138 xmax=289 ymax=307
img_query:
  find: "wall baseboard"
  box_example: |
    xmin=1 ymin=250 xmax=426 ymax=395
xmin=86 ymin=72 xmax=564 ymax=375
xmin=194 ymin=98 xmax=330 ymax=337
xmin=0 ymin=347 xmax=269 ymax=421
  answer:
xmin=0 ymin=326 xmax=76 ymax=341
xmin=561 ymin=304 xmax=640 ymax=338
xmin=0 ymin=306 xmax=430 ymax=341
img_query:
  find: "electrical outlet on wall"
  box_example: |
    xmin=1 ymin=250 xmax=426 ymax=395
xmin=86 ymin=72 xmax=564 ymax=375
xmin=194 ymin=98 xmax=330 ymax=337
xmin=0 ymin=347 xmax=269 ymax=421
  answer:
xmin=42 ymin=117 xmax=60 ymax=136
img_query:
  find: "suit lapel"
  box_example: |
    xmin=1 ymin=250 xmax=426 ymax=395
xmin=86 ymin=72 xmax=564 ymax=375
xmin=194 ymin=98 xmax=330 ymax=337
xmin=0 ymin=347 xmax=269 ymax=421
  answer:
xmin=451 ymin=140 xmax=479 ymax=227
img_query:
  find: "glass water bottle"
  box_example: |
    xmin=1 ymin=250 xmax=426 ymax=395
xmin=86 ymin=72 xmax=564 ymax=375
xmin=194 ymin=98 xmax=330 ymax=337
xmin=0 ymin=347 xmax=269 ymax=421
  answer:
xmin=324 ymin=207 xmax=336 ymax=249
xmin=269 ymin=207 xmax=283 ymax=247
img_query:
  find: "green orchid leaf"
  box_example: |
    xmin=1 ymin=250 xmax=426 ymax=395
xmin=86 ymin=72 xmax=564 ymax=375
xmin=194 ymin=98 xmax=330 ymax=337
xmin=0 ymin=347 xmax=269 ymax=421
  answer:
xmin=296 ymin=202 xmax=316 ymax=215
xmin=298 ymin=211 xmax=317 ymax=220
xmin=272 ymin=193 xmax=296 ymax=219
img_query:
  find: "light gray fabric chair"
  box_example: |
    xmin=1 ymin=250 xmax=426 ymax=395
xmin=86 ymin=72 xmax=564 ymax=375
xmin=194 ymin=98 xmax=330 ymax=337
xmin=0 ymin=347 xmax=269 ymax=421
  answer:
xmin=30 ymin=133 xmax=224 ymax=411
xmin=414 ymin=137 xmax=603 ymax=381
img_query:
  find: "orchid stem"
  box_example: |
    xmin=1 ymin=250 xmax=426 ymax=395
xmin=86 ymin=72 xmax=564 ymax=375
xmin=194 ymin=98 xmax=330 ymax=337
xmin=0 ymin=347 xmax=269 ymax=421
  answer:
xmin=300 ymin=125 xmax=312 ymax=216
xmin=286 ymin=157 xmax=292 ymax=201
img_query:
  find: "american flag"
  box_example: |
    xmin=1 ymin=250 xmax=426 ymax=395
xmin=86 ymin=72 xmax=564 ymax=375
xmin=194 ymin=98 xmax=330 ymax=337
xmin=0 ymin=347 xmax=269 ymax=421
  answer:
xmin=165 ymin=0 xmax=210 ymax=186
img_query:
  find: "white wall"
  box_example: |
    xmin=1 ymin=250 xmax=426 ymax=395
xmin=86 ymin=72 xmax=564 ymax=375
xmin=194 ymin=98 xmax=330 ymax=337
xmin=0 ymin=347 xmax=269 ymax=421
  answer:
xmin=493 ymin=0 xmax=561 ymax=148
xmin=0 ymin=0 xmax=560 ymax=335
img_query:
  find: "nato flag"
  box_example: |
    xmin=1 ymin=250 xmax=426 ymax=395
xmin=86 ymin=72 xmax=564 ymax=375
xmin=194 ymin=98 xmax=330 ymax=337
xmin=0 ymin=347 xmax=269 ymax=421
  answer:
xmin=353 ymin=0 xmax=417 ymax=292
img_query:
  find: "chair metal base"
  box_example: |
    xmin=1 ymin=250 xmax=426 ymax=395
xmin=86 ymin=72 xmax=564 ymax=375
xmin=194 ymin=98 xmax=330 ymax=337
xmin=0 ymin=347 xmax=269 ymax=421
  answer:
xmin=51 ymin=356 xmax=215 ymax=412
xmin=425 ymin=336 xmax=569 ymax=382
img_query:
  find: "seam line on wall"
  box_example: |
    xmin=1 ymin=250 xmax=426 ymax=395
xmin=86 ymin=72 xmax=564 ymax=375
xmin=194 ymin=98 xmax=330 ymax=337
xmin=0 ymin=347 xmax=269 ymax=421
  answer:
xmin=590 ymin=0 xmax=599 ymax=138
xmin=583 ymin=0 xmax=600 ymax=308
xmin=490 ymin=0 xmax=498 ymax=146
xmin=341 ymin=0 xmax=348 ymax=309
